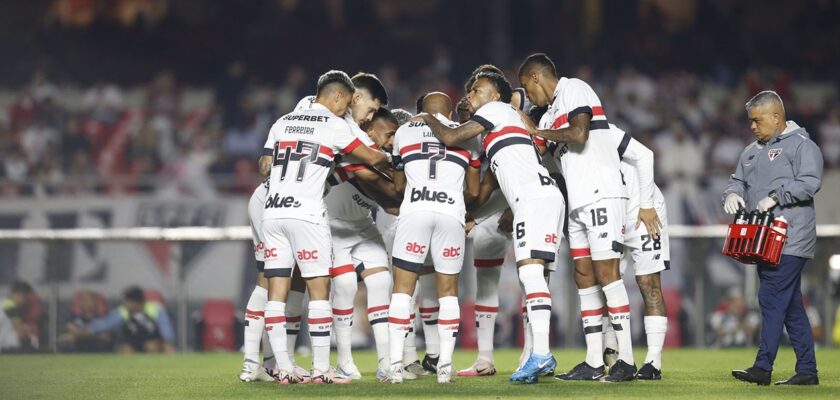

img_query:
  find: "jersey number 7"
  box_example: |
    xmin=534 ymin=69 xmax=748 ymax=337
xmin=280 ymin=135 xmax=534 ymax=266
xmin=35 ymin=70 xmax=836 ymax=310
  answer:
xmin=422 ymin=142 xmax=447 ymax=180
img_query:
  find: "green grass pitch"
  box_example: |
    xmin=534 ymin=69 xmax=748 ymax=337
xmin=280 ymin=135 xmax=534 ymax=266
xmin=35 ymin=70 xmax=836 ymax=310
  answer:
xmin=1 ymin=348 xmax=838 ymax=399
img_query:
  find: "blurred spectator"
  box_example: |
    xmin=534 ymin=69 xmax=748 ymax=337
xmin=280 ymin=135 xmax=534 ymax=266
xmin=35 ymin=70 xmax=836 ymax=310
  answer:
xmin=216 ymin=61 xmax=248 ymax=129
xmin=146 ymin=71 xmax=181 ymax=119
xmin=274 ymin=65 xmax=307 ymax=116
xmin=658 ymin=127 xmax=706 ymax=222
xmin=82 ymin=286 xmax=176 ymax=353
xmin=0 ymin=281 xmax=42 ymax=352
xmin=8 ymin=90 xmax=39 ymax=132
xmin=58 ymin=291 xmax=112 ymax=352
xmin=20 ymin=119 xmax=59 ymax=165
xmin=708 ymin=288 xmax=760 ymax=347
xmin=818 ymin=105 xmax=840 ymax=168
xmin=83 ymin=83 xmax=124 ymax=125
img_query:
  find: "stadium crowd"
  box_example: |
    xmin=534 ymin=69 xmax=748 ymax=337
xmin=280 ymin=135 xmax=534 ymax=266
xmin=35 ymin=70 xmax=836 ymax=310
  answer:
xmin=2 ymin=64 xmax=839 ymax=226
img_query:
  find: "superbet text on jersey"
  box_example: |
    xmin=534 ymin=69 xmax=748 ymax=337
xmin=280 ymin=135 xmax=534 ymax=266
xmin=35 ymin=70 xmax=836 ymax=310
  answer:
xmin=262 ymin=103 xmax=363 ymax=225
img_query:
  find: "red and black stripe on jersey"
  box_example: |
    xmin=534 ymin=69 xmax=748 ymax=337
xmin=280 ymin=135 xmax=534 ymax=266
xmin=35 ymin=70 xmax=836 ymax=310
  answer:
xmin=476 ymin=125 xmax=535 ymax=162
xmin=398 ymin=142 xmax=478 ymax=169
xmin=550 ymin=106 xmax=609 ymax=131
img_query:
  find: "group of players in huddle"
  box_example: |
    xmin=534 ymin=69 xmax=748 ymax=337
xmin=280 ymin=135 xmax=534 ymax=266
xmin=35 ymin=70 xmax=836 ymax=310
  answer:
xmin=238 ymin=53 xmax=671 ymax=385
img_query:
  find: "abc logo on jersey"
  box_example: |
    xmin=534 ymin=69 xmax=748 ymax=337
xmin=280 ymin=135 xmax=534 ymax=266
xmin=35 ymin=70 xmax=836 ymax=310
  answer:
xmin=442 ymin=247 xmax=461 ymax=258
xmin=265 ymin=194 xmax=301 ymax=209
xmin=296 ymin=249 xmax=319 ymax=261
xmin=405 ymin=242 xmax=426 ymax=254
xmin=263 ymin=247 xmax=279 ymax=259
xmin=410 ymin=187 xmax=455 ymax=204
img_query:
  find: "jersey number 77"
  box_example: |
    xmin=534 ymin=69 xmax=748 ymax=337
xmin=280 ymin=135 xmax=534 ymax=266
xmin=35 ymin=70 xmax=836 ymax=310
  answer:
xmin=273 ymin=140 xmax=322 ymax=182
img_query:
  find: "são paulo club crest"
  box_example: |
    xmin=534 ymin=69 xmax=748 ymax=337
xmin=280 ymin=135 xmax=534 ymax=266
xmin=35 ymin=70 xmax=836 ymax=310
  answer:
xmin=768 ymin=148 xmax=783 ymax=161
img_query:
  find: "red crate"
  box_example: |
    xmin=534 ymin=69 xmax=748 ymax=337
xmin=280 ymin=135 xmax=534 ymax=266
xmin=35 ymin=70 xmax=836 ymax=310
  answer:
xmin=722 ymin=223 xmax=786 ymax=265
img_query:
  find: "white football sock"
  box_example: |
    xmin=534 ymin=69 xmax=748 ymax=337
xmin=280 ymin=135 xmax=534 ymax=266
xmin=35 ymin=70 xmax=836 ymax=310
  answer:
xmin=264 ymin=301 xmax=292 ymax=372
xmin=475 ymin=265 xmax=501 ymax=363
xmin=644 ymin=315 xmax=667 ymax=370
xmin=419 ymin=273 xmax=440 ymax=357
xmin=388 ymin=293 xmax=412 ymax=369
xmin=308 ymin=300 xmax=333 ymax=372
xmin=261 ymin=330 xmax=274 ymax=370
xmin=330 ymin=264 xmax=357 ymax=366
xmin=284 ymin=289 xmax=304 ymax=366
xmin=437 ymin=296 xmax=460 ymax=371
xmin=603 ymin=314 xmax=618 ymax=352
xmin=578 ymin=285 xmax=605 ymax=368
xmin=404 ymin=309 xmax=419 ymax=364
xmin=364 ymin=271 xmax=391 ymax=370
xmin=243 ymin=286 xmax=267 ymax=363
xmin=603 ymin=280 xmax=634 ymax=365
xmin=518 ymin=263 xmax=551 ymax=356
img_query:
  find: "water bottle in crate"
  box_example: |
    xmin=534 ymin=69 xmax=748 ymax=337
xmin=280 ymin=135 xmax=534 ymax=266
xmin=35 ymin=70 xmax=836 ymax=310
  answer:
xmin=722 ymin=209 xmax=787 ymax=265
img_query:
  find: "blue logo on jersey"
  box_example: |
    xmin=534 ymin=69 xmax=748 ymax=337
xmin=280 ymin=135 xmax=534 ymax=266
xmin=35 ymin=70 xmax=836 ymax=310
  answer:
xmin=410 ymin=187 xmax=455 ymax=204
xmin=265 ymin=194 xmax=301 ymax=209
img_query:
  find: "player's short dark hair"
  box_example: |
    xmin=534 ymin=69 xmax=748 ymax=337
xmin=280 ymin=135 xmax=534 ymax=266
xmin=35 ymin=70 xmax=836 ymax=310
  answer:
xmin=123 ymin=286 xmax=145 ymax=303
xmin=390 ymin=108 xmax=412 ymax=126
xmin=415 ymin=93 xmax=427 ymax=114
xmin=371 ymin=107 xmax=398 ymax=126
xmin=11 ymin=281 xmax=32 ymax=294
xmin=474 ymin=72 xmax=513 ymax=103
xmin=465 ymin=64 xmax=504 ymax=92
xmin=352 ymin=72 xmax=389 ymax=105
xmin=518 ymin=53 xmax=557 ymax=79
xmin=316 ymin=70 xmax=355 ymax=97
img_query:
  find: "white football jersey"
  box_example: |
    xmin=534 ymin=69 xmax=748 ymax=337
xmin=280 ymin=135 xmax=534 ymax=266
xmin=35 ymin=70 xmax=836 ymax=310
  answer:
xmin=392 ymin=114 xmax=480 ymax=223
xmin=295 ymin=95 xmax=379 ymax=222
xmin=471 ymin=101 xmax=559 ymax=212
xmin=262 ymin=103 xmax=362 ymax=224
xmin=539 ymin=78 xmax=626 ymax=210
xmin=606 ymin=124 xmax=665 ymax=219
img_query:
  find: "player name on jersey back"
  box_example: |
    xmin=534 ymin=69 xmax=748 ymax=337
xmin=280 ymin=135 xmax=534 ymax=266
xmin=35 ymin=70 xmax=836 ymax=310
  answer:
xmin=393 ymin=116 xmax=479 ymax=223
xmin=471 ymin=101 xmax=559 ymax=210
xmin=263 ymin=103 xmax=362 ymax=224
xmin=539 ymin=77 xmax=626 ymax=210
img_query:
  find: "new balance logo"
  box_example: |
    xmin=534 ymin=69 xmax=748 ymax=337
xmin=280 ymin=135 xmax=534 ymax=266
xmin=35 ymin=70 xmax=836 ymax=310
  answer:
xmin=410 ymin=187 xmax=455 ymax=204
xmin=405 ymin=242 xmax=427 ymax=254
xmin=442 ymin=247 xmax=461 ymax=258
xmin=296 ymin=249 xmax=319 ymax=261
xmin=265 ymin=194 xmax=301 ymax=209
xmin=598 ymin=232 xmax=608 ymax=239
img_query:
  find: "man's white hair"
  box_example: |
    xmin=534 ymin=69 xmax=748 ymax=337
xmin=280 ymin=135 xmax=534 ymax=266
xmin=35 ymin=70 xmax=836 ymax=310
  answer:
xmin=745 ymin=90 xmax=785 ymax=114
